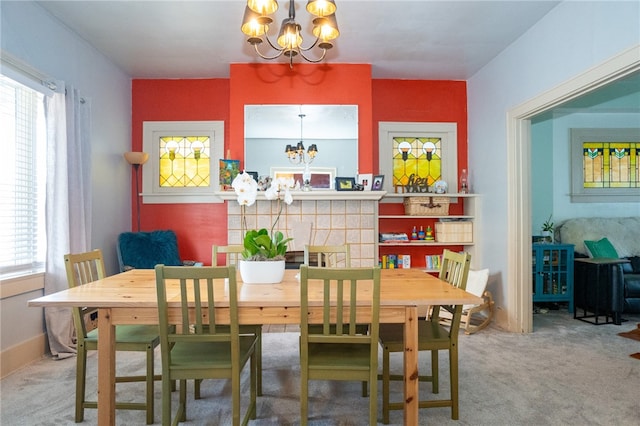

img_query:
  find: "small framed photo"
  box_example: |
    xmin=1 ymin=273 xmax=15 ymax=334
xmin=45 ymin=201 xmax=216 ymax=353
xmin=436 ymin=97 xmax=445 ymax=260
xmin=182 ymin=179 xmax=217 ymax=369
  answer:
xmin=335 ymin=177 xmax=357 ymax=191
xmin=357 ymin=173 xmax=373 ymax=191
xmin=372 ymin=175 xmax=385 ymax=191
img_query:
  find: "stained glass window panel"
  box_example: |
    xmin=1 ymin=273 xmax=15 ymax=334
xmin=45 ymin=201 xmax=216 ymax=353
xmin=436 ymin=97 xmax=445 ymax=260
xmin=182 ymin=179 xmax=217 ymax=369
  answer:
xmin=159 ymin=136 xmax=210 ymax=187
xmin=582 ymin=142 xmax=638 ymax=189
xmin=392 ymin=136 xmax=442 ymax=189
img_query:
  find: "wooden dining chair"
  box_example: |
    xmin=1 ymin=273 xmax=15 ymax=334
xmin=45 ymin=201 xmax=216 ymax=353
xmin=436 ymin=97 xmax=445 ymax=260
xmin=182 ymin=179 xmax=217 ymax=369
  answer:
xmin=299 ymin=265 xmax=381 ymax=426
xmin=207 ymin=244 xmax=263 ymax=397
xmin=155 ymin=264 xmax=258 ymax=426
xmin=304 ymin=244 xmax=351 ymax=268
xmin=64 ymin=249 xmax=160 ymax=424
xmin=378 ymin=249 xmax=471 ymax=423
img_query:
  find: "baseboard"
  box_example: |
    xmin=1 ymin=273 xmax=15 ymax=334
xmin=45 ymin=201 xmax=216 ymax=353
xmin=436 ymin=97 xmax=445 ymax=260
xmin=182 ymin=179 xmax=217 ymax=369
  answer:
xmin=1 ymin=333 xmax=47 ymax=379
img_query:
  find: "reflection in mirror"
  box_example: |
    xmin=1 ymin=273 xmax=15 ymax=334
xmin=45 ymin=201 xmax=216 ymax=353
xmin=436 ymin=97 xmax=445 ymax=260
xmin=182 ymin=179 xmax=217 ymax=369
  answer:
xmin=244 ymin=105 xmax=358 ymax=182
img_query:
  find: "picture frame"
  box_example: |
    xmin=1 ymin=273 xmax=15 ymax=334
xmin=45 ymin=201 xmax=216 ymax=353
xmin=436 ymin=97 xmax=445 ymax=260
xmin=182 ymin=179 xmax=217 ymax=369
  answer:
xmin=270 ymin=166 xmax=336 ymax=190
xmin=357 ymin=173 xmax=373 ymax=191
xmin=372 ymin=175 xmax=385 ymax=191
xmin=335 ymin=176 xmax=357 ymax=191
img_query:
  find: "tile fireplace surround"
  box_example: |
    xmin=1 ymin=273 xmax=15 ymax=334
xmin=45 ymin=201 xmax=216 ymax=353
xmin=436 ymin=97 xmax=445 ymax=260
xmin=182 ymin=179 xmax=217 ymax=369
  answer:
xmin=216 ymin=191 xmax=385 ymax=267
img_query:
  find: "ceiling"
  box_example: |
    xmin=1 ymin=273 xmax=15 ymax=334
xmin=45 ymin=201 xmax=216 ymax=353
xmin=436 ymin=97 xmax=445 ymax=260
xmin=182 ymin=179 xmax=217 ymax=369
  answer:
xmin=36 ymin=0 xmax=561 ymax=80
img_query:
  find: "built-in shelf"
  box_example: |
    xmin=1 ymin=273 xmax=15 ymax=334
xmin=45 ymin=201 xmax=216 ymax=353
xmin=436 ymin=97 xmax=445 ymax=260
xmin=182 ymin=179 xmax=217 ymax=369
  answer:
xmin=379 ymin=215 xmax=474 ymax=220
xmin=214 ymin=190 xmax=387 ymax=202
xmin=379 ymin=242 xmax=476 ymax=247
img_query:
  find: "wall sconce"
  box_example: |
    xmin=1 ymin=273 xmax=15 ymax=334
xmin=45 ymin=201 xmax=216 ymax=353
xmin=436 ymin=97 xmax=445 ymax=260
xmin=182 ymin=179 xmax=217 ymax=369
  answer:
xmin=124 ymin=151 xmax=149 ymax=232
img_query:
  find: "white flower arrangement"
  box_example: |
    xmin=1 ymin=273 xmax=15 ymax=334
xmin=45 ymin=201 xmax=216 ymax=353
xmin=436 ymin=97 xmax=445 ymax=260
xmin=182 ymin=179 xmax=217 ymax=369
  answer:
xmin=231 ymin=171 xmax=294 ymax=260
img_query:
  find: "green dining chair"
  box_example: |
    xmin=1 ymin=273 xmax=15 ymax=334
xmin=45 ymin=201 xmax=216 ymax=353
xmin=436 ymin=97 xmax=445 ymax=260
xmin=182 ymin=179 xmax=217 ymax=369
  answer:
xmin=304 ymin=244 xmax=351 ymax=268
xmin=64 ymin=249 xmax=160 ymax=424
xmin=155 ymin=264 xmax=258 ymax=426
xmin=378 ymin=249 xmax=471 ymax=423
xmin=206 ymin=244 xmax=263 ymax=397
xmin=299 ymin=265 xmax=381 ymax=426
xmin=303 ymin=243 xmax=367 ymax=396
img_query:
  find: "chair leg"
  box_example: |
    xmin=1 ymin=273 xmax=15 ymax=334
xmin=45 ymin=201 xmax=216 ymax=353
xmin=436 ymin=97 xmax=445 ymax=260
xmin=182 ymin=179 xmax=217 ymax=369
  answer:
xmin=178 ymin=380 xmax=187 ymax=422
xmin=145 ymin=345 xmax=154 ymax=424
xmin=382 ymin=347 xmax=390 ymax=424
xmin=450 ymin=342 xmax=459 ymax=420
xmin=161 ymin=374 xmax=172 ymax=426
xmin=300 ymin=364 xmax=308 ymax=426
xmin=232 ymin=366 xmax=240 ymax=426
xmin=194 ymin=379 xmax=202 ymax=399
xmin=431 ymin=349 xmax=439 ymax=394
xmin=250 ymin=350 xmax=257 ymax=420
xmin=368 ymin=375 xmax=378 ymax=426
xmin=75 ymin=345 xmax=87 ymax=423
xmin=256 ymin=326 xmax=263 ymax=396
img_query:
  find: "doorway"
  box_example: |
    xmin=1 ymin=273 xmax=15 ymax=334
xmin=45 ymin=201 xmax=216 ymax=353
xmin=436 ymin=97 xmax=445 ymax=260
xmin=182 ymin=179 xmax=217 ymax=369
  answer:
xmin=507 ymin=46 xmax=640 ymax=333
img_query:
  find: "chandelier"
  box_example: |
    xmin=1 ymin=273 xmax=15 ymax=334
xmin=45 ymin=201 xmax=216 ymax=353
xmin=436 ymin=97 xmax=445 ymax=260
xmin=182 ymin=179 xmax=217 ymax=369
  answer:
xmin=241 ymin=0 xmax=340 ymax=68
xmin=285 ymin=113 xmax=318 ymax=191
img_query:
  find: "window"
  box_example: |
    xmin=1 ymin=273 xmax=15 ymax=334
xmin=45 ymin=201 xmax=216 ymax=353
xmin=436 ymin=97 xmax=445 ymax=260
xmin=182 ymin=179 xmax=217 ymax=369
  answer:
xmin=570 ymin=128 xmax=640 ymax=202
xmin=142 ymin=121 xmax=224 ymax=204
xmin=0 ymin=75 xmax=47 ymax=276
xmin=378 ymin=122 xmax=458 ymax=193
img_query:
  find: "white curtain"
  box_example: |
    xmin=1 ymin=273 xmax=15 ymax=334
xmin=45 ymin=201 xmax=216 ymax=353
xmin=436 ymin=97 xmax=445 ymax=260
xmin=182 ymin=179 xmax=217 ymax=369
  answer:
xmin=43 ymin=84 xmax=92 ymax=358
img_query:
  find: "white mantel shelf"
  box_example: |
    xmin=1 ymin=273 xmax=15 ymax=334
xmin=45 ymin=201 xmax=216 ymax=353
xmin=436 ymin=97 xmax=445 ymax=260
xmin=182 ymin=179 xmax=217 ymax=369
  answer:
xmin=214 ymin=190 xmax=387 ymax=201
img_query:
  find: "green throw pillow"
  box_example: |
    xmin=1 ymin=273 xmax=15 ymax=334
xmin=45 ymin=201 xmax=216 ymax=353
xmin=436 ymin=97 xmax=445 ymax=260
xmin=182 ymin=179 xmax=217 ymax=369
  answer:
xmin=584 ymin=237 xmax=619 ymax=259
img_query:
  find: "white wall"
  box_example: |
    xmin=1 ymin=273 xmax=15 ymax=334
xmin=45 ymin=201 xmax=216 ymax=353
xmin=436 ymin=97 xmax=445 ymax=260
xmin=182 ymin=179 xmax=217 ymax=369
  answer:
xmin=467 ymin=1 xmax=640 ymax=320
xmin=1 ymin=1 xmax=132 ymax=360
xmin=1 ymin=1 xmax=132 ymax=274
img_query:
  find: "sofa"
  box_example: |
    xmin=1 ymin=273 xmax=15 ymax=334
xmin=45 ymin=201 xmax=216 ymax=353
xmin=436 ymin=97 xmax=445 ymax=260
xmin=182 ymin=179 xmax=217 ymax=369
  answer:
xmin=555 ymin=217 xmax=640 ymax=314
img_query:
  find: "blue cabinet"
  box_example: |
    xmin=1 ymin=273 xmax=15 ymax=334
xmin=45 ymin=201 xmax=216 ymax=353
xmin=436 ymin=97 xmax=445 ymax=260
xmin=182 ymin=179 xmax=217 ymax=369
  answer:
xmin=532 ymin=243 xmax=574 ymax=312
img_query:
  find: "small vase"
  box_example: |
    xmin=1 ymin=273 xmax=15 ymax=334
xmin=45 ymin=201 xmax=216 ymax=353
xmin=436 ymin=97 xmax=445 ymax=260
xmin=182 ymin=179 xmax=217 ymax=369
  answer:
xmin=238 ymin=260 xmax=286 ymax=284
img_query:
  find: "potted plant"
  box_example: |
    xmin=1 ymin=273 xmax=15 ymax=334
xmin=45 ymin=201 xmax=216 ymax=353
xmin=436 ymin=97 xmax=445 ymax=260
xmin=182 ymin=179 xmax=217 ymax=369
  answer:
xmin=541 ymin=214 xmax=554 ymax=243
xmin=232 ymin=171 xmax=294 ymax=283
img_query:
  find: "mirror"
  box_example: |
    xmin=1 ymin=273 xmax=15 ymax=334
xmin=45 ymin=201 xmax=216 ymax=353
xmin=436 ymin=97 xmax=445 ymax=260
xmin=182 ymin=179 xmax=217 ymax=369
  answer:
xmin=244 ymin=105 xmax=358 ymax=181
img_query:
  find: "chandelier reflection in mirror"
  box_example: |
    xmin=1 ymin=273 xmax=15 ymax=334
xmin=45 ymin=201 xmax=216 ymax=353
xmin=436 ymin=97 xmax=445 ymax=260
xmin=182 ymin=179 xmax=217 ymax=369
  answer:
xmin=241 ymin=0 xmax=339 ymax=69
xmin=285 ymin=113 xmax=318 ymax=191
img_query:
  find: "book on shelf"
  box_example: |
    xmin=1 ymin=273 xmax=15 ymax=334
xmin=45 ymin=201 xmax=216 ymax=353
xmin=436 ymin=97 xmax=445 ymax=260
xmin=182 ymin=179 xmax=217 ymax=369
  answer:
xmin=379 ymin=232 xmax=409 ymax=243
xmin=425 ymin=254 xmax=443 ymax=271
xmin=380 ymin=254 xmax=411 ymax=269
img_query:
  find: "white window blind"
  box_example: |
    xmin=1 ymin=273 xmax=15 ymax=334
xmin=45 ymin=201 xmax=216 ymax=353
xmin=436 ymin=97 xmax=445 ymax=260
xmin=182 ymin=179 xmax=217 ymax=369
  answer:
xmin=0 ymin=74 xmax=47 ymax=276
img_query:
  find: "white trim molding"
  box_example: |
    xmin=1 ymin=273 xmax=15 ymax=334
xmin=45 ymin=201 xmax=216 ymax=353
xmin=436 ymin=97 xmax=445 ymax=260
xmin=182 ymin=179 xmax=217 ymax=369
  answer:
xmin=506 ymin=45 xmax=640 ymax=333
xmin=378 ymin=122 xmax=458 ymax=193
xmin=142 ymin=121 xmax=224 ymax=204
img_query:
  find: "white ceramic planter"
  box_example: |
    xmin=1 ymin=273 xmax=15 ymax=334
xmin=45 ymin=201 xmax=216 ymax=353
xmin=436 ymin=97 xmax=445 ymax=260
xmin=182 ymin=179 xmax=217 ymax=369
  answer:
xmin=238 ymin=260 xmax=286 ymax=284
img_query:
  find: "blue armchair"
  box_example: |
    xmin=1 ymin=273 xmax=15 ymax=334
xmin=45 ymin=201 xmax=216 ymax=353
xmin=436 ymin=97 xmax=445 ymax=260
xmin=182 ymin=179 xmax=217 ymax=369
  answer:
xmin=117 ymin=230 xmax=183 ymax=272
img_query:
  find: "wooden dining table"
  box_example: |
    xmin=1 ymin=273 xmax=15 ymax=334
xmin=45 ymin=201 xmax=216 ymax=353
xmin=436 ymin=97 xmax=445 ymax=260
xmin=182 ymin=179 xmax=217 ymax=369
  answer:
xmin=28 ymin=267 xmax=482 ymax=425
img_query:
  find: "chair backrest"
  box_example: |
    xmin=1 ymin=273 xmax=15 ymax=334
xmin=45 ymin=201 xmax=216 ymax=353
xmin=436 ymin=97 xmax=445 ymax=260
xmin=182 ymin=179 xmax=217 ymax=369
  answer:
xmin=64 ymin=249 xmax=107 ymax=339
xmin=117 ymin=230 xmax=182 ymax=272
xmin=155 ymin=265 xmax=240 ymax=364
xmin=304 ymin=244 xmax=351 ymax=268
xmin=433 ymin=249 xmax=472 ymax=336
xmin=438 ymin=249 xmax=472 ymax=290
xmin=212 ymin=244 xmax=243 ymax=266
xmin=300 ymin=265 xmax=381 ymax=360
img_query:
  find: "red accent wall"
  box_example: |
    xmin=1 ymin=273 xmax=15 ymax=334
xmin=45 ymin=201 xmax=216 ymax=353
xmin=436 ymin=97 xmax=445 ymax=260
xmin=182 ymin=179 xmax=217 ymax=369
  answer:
xmin=373 ymin=79 xmax=468 ymax=265
xmin=131 ymin=69 xmax=467 ymax=265
xmin=229 ymin=63 xmax=374 ymax=172
xmin=131 ymin=79 xmax=230 ymax=264
xmin=372 ymin=79 xmax=468 ymax=174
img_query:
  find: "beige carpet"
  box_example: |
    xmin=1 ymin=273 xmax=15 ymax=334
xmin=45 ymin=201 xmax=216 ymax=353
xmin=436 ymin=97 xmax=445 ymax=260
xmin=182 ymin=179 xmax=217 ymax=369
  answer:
xmin=2 ymin=310 xmax=640 ymax=425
